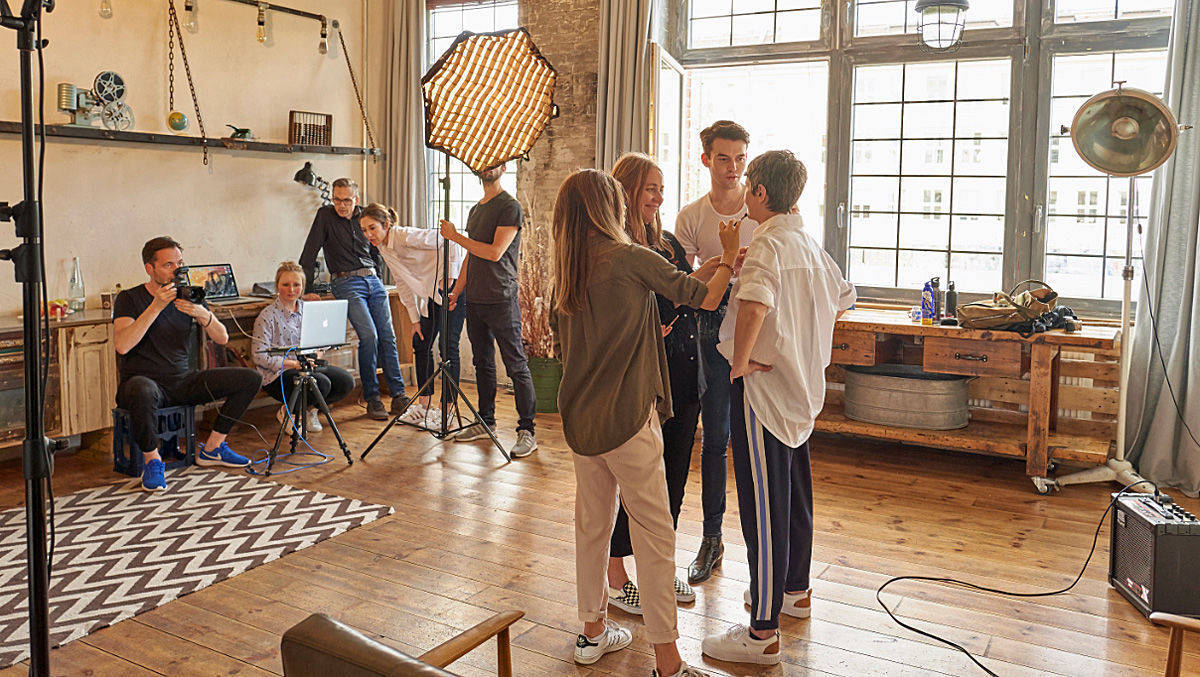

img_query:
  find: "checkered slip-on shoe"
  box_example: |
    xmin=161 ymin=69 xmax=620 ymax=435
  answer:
xmin=607 ymin=580 xmax=642 ymax=615
xmin=674 ymin=577 xmax=696 ymax=603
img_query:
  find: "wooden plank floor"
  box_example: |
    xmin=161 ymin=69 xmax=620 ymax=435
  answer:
xmin=0 ymin=386 xmax=1196 ymax=676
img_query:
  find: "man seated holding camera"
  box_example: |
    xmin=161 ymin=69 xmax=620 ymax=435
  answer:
xmin=114 ymin=236 xmax=262 ymax=492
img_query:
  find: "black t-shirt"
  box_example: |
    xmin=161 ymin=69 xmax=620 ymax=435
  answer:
xmin=113 ymin=285 xmax=202 ymax=384
xmin=463 ymin=191 xmax=522 ymax=304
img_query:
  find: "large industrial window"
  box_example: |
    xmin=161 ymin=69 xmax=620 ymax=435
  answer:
xmin=688 ymin=0 xmax=824 ymax=48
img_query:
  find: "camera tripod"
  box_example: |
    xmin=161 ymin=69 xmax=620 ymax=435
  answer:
xmin=266 ymin=351 xmax=353 ymax=475
xmin=360 ymin=157 xmax=509 ymax=462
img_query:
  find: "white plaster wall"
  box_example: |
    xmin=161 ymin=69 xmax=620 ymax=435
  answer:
xmin=0 ymin=0 xmax=371 ymax=315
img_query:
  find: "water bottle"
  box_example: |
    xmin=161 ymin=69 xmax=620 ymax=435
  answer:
xmin=68 ymin=256 xmax=85 ymax=311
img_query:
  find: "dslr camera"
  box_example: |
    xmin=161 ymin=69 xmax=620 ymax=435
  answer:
xmin=173 ymin=267 xmax=206 ymax=303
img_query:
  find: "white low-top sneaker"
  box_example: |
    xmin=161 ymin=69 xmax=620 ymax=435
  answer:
xmin=652 ymin=662 xmax=713 ymax=677
xmin=744 ymin=586 xmax=811 ymax=618
xmin=305 ymin=408 xmax=323 ymax=432
xmin=573 ymin=620 xmax=632 ymax=665
xmin=701 ymin=624 xmax=781 ymax=665
xmin=399 ymin=404 xmax=427 ymax=424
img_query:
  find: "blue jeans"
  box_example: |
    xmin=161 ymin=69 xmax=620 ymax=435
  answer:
xmin=699 ymin=333 xmax=731 ymax=537
xmin=332 ymin=274 xmax=405 ymax=400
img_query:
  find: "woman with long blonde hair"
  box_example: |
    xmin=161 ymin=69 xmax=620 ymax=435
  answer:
xmin=550 ymin=168 xmax=740 ymax=677
xmin=599 ymin=152 xmax=707 ymax=616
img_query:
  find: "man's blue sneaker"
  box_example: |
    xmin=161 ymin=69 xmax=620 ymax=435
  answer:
xmin=196 ymin=441 xmax=251 ymax=468
xmin=141 ymin=458 xmax=167 ymax=492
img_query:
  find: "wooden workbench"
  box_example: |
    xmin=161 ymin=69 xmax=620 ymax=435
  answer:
xmin=817 ymin=309 xmax=1121 ymax=481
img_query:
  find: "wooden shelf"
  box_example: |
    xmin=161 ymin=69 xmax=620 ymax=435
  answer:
xmin=0 ymin=121 xmax=381 ymax=157
xmin=815 ymin=403 xmax=1111 ymax=466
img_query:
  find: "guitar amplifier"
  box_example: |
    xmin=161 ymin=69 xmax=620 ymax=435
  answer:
xmin=1109 ymin=493 xmax=1200 ymax=618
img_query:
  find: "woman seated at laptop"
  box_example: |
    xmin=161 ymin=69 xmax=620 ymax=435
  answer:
xmin=252 ymin=261 xmax=355 ymax=432
xmin=359 ymin=202 xmax=465 ymax=426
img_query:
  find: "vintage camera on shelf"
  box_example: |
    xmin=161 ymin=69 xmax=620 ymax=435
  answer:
xmin=173 ymin=267 xmax=206 ymax=303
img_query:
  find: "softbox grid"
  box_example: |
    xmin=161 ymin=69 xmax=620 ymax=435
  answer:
xmin=422 ymin=27 xmax=558 ymax=174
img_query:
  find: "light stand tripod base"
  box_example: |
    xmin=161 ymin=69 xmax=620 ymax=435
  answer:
xmin=1050 ymin=458 xmax=1151 ymax=492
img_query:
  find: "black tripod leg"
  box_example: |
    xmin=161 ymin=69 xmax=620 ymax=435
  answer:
xmin=359 ymin=367 xmax=442 ymax=459
xmin=308 ymin=379 xmax=352 ymax=465
xmin=441 ymin=373 xmax=511 ymax=462
xmin=289 ymin=377 xmax=306 ymax=455
xmin=269 ymin=380 xmax=305 ymax=476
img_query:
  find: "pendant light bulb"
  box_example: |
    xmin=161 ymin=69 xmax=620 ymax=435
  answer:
xmin=98 ymin=0 xmax=113 ymax=19
xmin=256 ymin=3 xmax=267 ymax=44
xmin=184 ymin=0 xmax=198 ymax=33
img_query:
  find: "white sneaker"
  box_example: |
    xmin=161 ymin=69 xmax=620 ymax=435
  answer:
xmin=511 ymin=430 xmax=537 ymax=458
xmin=701 ymin=624 xmax=781 ymax=665
xmin=573 ymin=620 xmax=632 ymax=665
xmin=453 ymin=422 xmax=491 ymax=442
xmin=422 ymin=407 xmax=443 ymax=425
xmin=744 ymin=587 xmax=811 ymax=618
xmin=305 ymin=408 xmax=323 ymax=432
xmin=399 ymin=403 xmax=427 ymax=424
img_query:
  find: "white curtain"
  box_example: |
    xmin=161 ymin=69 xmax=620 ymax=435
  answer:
xmin=1127 ymin=0 xmax=1200 ymax=496
xmin=382 ymin=0 xmax=429 ymax=228
xmin=595 ymin=0 xmax=654 ymax=171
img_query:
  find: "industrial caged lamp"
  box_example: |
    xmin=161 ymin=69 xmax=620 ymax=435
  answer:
xmin=914 ymin=0 xmax=969 ymax=52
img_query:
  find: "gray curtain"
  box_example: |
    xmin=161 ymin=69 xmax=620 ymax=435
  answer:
xmin=381 ymin=0 xmax=428 ymax=228
xmin=1127 ymin=0 xmax=1200 ymax=496
xmin=595 ymin=0 xmax=654 ymax=170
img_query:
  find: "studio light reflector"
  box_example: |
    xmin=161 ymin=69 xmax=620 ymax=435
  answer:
xmin=422 ymin=27 xmax=558 ymax=174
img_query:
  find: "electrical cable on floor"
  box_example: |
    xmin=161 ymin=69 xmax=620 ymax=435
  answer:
xmin=877 ymin=479 xmax=1160 ymax=675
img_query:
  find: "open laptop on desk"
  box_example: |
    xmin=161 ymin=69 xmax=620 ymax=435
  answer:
xmin=299 ymin=300 xmax=349 ymax=349
xmin=185 ymin=263 xmax=255 ymax=305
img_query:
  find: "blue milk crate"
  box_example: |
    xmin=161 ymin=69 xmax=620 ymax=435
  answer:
xmin=112 ymin=405 xmax=196 ymax=476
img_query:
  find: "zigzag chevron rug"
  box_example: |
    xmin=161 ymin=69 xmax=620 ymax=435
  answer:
xmin=0 ymin=466 xmax=393 ymax=668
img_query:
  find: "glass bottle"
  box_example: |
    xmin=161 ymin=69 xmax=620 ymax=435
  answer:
xmin=68 ymin=257 xmax=85 ymax=312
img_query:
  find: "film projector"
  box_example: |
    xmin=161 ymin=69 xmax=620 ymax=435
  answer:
xmin=56 ymin=70 xmax=134 ymax=131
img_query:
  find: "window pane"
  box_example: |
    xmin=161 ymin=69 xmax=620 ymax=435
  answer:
xmin=690 ymin=17 xmax=732 ymax=48
xmin=849 ymin=248 xmax=897 ymax=286
xmin=850 ymin=59 xmax=1011 ymax=293
xmin=854 ymin=65 xmax=904 ymax=103
xmin=732 ymin=13 xmax=774 ymax=46
xmin=1056 ymin=0 xmax=1172 ymax=23
xmin=850 ymin=212 xmax=898 ymax=248
xmin=1044 ymin=50 xmax=1167 ymax=299
xmin=683 ymin=62 xmax=830 ymax=246
xmin=691 ymin=0 xmax=732 ymax=18
xmin=854 ymin=0 xmax=1011 ymax=38
xmin=852 ymin=103 xmax=902 ymax=139
xmin=853 ymin=140 xmax=901 ymax=174
xmin=776 ymin=9 xmax=821 ymax=43
xmin=733 ymin=0 xmax=774 ymax=12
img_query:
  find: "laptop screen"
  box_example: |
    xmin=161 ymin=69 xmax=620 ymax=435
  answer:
xmin=185 ymin=264 xmax=238 ymax=301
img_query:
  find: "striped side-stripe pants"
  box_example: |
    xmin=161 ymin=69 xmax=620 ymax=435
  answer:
xmin=730 ymin=377 xmax=814 ymax=632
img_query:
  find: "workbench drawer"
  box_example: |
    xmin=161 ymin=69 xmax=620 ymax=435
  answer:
xmin=923 ymin=337 xmax=1021 ymax=377
xmin=830 ymin=330 xmax=876 ymax=366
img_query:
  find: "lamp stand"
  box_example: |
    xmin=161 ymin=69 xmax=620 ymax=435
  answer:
xmin=1049 ymin=176 xmax=1149 ymax=493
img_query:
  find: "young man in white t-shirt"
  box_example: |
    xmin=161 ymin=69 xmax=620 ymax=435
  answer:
xmin=701 ymin=151 xmax=856 ymax=665
xmin=674 ymin=120 xmax=757 ymax=584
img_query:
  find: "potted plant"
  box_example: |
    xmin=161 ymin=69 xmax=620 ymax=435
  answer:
xmin=518 ymin=200 xmax=561 ymax=413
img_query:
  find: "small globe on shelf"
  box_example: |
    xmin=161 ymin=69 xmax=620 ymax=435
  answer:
xmin=167 ymin=111 xmax=189 ymax=132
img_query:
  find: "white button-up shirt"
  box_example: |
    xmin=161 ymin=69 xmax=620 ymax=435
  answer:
xmin=718 ymin=212 xmax=857 ymax=447
xmin=376 ymin=226 xmax=465 ymax=325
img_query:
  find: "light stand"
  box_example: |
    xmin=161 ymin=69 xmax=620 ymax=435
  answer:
xmin=0 ymin=1 xmax=56 ymax=674
xmin=1051 ymin=176 xmax=1146 ymax=491
xmin=360 ymin=155 xmax=510 ymax=461
xmin=264 ymin=349 xmax=353 ymax=474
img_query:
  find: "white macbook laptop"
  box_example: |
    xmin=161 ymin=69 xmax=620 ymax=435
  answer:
xmin=185 ymin=263 xmax=254 ymax=305
xmin=299 ymin=300 xmax=349 ymax=349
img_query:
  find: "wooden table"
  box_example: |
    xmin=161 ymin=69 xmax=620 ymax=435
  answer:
xmin=816 ymin=309 xmax=1121 ymax=481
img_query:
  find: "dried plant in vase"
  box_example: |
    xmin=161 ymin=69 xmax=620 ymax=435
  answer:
xmin=517 ymin=196 xmax=562 ymax=413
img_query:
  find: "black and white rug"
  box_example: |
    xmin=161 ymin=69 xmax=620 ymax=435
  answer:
xmin=0 ymin=467 xmax=393 ymax=667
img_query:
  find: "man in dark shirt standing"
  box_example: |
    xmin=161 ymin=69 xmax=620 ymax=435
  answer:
xmin=441 ymin=164 xmax=537 ymax=458
xmin=299 ymin=177 xmax=406 ymax=420
xmin=114 ymin=237 xmax=261 ymax=492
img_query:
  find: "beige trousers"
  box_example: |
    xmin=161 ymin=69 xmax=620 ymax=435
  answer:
xmin=572 ymin=414 xmax=679 ymax=644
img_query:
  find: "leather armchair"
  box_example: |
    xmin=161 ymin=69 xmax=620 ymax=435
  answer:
xmin=1151 ymin=612 xmax=1200 ymax=677
xmin=281 ymin=610 xmax=524 ymax=677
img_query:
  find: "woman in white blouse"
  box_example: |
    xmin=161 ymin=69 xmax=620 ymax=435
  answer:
xmin=359 ymin=202 xmax=465 ymax=425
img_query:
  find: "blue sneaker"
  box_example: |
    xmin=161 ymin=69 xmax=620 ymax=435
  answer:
xmin=196 ymin=441 xmax=251 ymax=468
xmin=141 ymin=458 xmax=167 ymax=492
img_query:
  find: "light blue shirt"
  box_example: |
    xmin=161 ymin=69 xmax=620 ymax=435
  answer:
xmin=252 ymin=297 xmax=304 ymax=384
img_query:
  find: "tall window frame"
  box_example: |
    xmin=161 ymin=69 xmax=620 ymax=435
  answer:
xmin=667 ymin=0 xmax=1172 ymax=315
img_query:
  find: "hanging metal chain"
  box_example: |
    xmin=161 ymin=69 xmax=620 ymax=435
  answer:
xmin=168 ymin=0 xmax=209 ymax=165
xmin=167 ymin=4 xmax=175 ymax=110
xmin=337 ymin=25 xmax=377 ymax=151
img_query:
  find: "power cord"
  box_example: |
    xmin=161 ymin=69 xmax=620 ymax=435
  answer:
xmin=35 ymin=14 xmax=56 ymax=573
xmin=876 ymin=479 xmax=1160 ymax=676
xmin=1138 ymin=255 xmax=1200 ymax=451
